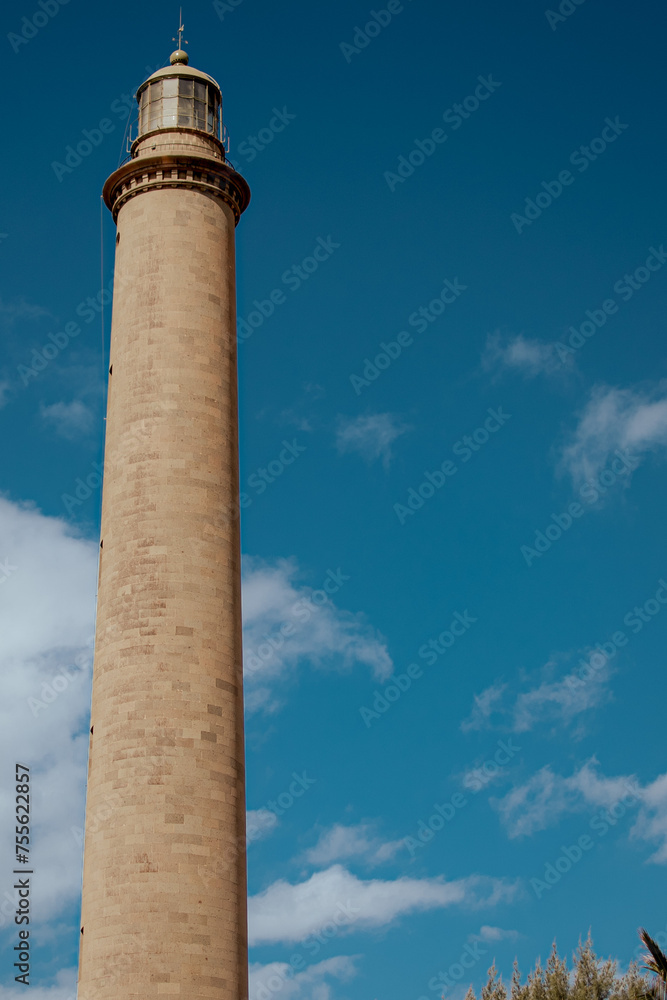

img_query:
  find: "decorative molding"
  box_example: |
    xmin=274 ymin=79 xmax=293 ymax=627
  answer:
xmin=103 ymin=153 xmax=251 ymax=225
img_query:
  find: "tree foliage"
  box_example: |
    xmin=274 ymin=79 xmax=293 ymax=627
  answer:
xmin=639 ymin=928 xmax=667 ymax=1000
xmin=463 ymin=936 xmax=653 ymax=1000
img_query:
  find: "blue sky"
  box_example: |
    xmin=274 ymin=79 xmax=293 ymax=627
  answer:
xmin=1 ymin=0 xmax=667 ymax=997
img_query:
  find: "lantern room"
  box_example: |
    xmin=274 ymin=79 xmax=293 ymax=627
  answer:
xmin=135 ymin=50 xmax=224 ymax=144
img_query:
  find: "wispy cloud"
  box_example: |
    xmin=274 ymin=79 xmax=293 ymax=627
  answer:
xmin=562 ymin=383 xmax=667 ymax=484
xmin=40 ymin=400 xmax=95 ymax=439
xmin=335 ymin=412 xmax=410 ymax=469
xmin=247 ymin=808 xmax=279 ymax=842
xmin=482 ymin=332 xmax=570 ymax=380
xmin=249 ymin=955 xmax=359 ymax=1000
xmin=512 ymin=657 xmax=613 ymax=733
xmin=248 ymin=864 xmax=518 ymax=946
xmin=460 ymin=682 xmax=507 ymax=733
xmin=634 ymin=772 xmax=667 ymax=863
xmin=242 ymin=558 xmax=392 ymax=714
xmin=461 ymin=651 xmax=613 ymax=735
xmin=494 ymin=765 xmax=582 ymax=838
xmin=0 ymin=296 xmax=50 ymax=328
xmin=0 ymin=379 xmax=10 ymax=409
xmin=493 ymin=758 xmax=653 ymax=842
xmin=280 ymin=382 xmax=327 ymax=432
xmin=303 ymin=823 xmax=403 ymax=867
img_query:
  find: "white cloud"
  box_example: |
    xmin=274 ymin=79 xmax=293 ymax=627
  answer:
xmin=461 ymin=650 xmax=613 ymax=735
xmin=247 ymin=864 xmax=518 ymax=946
xmin=472 ymin=925 xmax=521 ymax=943
xmin=247 ymin=808 xmax=279 ymax=842
xmin=0 ymin=497 xmax=97 ymax=931
xmin=242 ymin=559 xmax=392 ymax=714
xmin=494 ymin=766 xmax=578 ymax=838
xmin=249 ymin=955 xmax=358 ymax=1000
xmin=493 ymin=758 xmax=642 ymax=839
xmin=0 ymin=967 xmax=76 ymax=999
xmin=335 ymin=412 xmax=410 ymax=469
xmin=482 ymin=332 xmax=569 ymax=379
xmin=40 ymin=400 xmax=95 ymax=439
xmin=512 ymin=658 xmax=612 ymax=733
xmin=303 ymin=823 xmax=403 ymax=867
xmin=0 ymin=297 xmax=50 ymax=327
xmin=629 ymin=772 xmax=667 ymax=864
xmin=562 ymin=383 xmax=667 ymax=484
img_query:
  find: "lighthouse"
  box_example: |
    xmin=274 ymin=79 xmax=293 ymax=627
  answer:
xmin=77 ymin=41 xmax=250 ymax=1000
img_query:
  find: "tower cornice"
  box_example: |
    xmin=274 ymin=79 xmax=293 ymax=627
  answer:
xmin=103 ymin=152 xmax=251 ymax=225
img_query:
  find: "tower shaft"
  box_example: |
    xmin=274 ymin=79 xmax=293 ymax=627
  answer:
xmin=78 ymin=55 xmax=250 ymax=1000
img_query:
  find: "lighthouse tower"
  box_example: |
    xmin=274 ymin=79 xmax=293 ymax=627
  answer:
xmin=77 ymin=44 xmax=250 ymax=1000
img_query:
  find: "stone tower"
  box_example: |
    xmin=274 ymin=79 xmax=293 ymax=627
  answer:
xmin=77 ymin=46 xmax=250 ymax=1000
